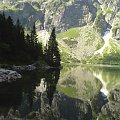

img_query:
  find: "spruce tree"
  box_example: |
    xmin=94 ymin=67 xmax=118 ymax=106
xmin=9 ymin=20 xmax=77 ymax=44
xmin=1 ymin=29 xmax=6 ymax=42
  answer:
xmin=45 ymin=27 xmax=61 ymax=67
xmin=30 ymin=23 xmax=43 ymax=61
xmin=0 ymin=13 xmax=44 ymax=64
xmin=15 ymin=19 xmax=25 ymax=55
xmin=26 ymin=34 xmax=31 ymax=46
xmin=31 ymin=23 xmax=38 ymax=46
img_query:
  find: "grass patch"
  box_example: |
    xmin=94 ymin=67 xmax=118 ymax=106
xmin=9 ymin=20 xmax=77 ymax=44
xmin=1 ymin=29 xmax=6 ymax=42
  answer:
xmin=57 ymin=27 xmax=80 ymax=39
xmin=90 ymin=39 xmax=120 ymax=65
xmin=57 ymin=85 xmax=77 ymax=98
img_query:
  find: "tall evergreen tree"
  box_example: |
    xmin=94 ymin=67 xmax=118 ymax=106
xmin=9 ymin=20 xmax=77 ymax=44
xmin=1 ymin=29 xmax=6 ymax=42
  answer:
xmin=15 ymin=19 xmax=25 ymax=56
xmin=7 ymin=16 xmax=14 ymax=28
xmin=31 ymin=23 xmax=38 ymax=46
xmin=30 ymin=23 xmax=43 ymax=61
xmin=0 ymin=13 xmax=44 ymax=64
xmin=26 ymin=34 xmax=31 ymax=46
xmin=15 ymin=19 xmax=23 ymax=45
xmin=45 ymin=27 xmax=61 ymax=67
xmin=45 ymin=69 xmax=60 ymax=106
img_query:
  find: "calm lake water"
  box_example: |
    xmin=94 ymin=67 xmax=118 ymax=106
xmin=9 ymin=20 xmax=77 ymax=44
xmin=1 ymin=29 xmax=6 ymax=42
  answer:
xmin=0 ymin=65 xmax=120 ymax=120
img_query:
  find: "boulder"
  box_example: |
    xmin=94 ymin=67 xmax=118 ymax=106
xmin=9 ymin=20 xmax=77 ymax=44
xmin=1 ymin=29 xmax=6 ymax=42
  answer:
xmin=0 ymin=69 xmax=21 ymax=82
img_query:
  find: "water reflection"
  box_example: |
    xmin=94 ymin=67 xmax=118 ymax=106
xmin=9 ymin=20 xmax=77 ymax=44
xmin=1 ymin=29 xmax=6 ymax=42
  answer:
xmin=44 ymin=69 xmax=60 ymax=105
xmin=91 ymin=92 xmax=108 ymax=117
xmin=0 ymin=69 xmax=60 ymax=119
xmin=0 ymin=82 xmax=22 ymax=117
xmin=93 ymin=72 xmax=109 ymax=96
xmin=0 ymin=65 xmax=119 ymax=120
xmin=57 ymin=66 xmax=102 ymax=100
xmin=57 ymin=65 xmax=120 ymax=120
xmin=89 ymin=66 xmax=120 ymax=95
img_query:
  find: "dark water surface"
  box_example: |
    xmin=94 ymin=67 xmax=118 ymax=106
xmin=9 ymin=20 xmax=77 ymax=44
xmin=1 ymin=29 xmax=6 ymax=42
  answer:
xmin=0 ymin=65 xmax=120 ymax=120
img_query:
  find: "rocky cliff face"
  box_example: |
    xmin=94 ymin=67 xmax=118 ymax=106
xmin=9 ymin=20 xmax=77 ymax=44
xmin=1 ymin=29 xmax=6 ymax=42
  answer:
xmin=0 ymin=0 xmax=119 ymax=33
xmin=0 ymin=0 xmax=98 ymax=32
xmin=0 ymin=1 xmax=44 ymax=30
xmin=43 ymin=0 xmax=97 ymax=32
xmin=97 ymin=0 xmax=120 ymax=38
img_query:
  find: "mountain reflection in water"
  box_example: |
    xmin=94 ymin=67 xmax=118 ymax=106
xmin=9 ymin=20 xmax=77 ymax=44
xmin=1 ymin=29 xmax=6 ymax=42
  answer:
xmin=0 ymin=65 xmax=119 ymax=120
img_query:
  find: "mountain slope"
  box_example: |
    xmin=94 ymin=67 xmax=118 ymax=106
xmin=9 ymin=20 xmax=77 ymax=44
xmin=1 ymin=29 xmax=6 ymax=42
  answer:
xmin=0 ymin=0 xmax=120 ymax=64
xmin=57 ymin=26 xmax=104 ymax=62
xmin=90 ymin=38 xmax=120 ymax=64
xmin=0 ymin=0 xmax=97 ymax=32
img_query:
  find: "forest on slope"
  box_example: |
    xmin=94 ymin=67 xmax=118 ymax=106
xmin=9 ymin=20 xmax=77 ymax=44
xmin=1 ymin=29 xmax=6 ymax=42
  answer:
xmin=0 ymin=13 xmax=61 ymax=67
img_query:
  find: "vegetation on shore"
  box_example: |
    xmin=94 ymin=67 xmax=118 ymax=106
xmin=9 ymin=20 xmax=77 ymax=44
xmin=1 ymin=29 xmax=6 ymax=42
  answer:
xmin=0 ymin=13 xmax=61 ymax=67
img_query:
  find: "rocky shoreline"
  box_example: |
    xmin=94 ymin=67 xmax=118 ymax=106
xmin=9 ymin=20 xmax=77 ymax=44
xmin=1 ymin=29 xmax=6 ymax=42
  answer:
xmin=0 ymin=64 xmax=37 ymax=83
xmin=0 ymin=63 xmax=52 ymax=83
xmin=0 ymin=69 xmax=21 ymax=83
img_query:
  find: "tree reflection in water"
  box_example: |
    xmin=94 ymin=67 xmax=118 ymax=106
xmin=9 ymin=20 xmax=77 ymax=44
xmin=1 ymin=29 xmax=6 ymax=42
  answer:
xmin=0 ymin=69 xmax=60 ymax=119
xmin=44 ymin=69 xmax=60 ymax=106
xmin=0 ymin=66 xmax=118 ymax=120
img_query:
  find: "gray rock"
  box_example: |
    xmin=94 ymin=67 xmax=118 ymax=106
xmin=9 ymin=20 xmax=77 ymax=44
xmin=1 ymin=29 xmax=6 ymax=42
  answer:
xmin=110 ymin=89 xmax=120 ymax=102
xmin=0 ymin=69 xmax=21 ymax=82
xmin=98 ymin=89 xmax=120 ymax=120
xmin=0 ymin=0 xmax=97 ymax=32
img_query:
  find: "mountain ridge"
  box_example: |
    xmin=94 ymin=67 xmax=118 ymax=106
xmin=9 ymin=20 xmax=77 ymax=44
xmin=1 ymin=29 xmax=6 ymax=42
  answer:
xmin=0 ymin=0 xmax=120 ymax=64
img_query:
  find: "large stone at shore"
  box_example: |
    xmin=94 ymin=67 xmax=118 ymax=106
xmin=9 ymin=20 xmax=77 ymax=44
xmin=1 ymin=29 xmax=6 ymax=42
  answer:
xmin=0 ymin=69 xmax=21 ymax=82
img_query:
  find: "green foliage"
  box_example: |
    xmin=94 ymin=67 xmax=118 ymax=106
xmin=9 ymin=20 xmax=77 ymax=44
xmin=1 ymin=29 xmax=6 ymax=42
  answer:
xmin=0 ymin=3 xmax=18 ymax=11
xmin=31 ymin=23 xmax=38 ymax=46
xmin=93 ymin=2 xmax=100 ymax=9
xmin=57 ymin=27 xmax=80 ymax=39
xmin=93 ymin=9 xmax=106 ymax=35
xmin=44 ymin=69 xmax=60 ymax=105
xmin=32 ymin=5 xmax=40 ymax=11
xmin=63 ymin=1 xmax=73 ymax=6
xmin=63 ymin=39 xmax=78 ymax=46
xmin=58 ymin=41 xmax=79 ymax=63
xmin=57 ymin=85 xmax=77 ymax=98
xmin=90 ymin=39 xmax=120 ymax=65
xmin=105 ymin=8 xmax=112 ymax=14
xmin=57 ymin=26 xmax=104 ymax=63
xmin=96 ymin=39 xmax=104 ymax=50
xmin=0 ymin=13 xmax=43 ymax=65
xmin=44 ymin=28 xmax=61 ymax=67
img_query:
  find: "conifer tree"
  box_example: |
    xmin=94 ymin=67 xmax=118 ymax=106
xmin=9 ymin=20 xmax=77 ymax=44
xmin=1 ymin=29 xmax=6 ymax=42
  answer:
xmin=26 ymin=34 xmax=31 ymax=46
xmin=30 ymin=23 xmax=43 ymax=61
xmin=15 ymin=19 xmax=25 ymax=54
xmin=45 ymin=27 xmax=61 ymax=67
xmin=31 ymin=23 xmax=38 ymax=46
xmin=7 ymin=16 xmax=13 ymax=28
xmin=45 ymin=69 xmax=60 ymax=105
xmin=6 ymin=16 xmax=14 ymax=51
xmin=15 ymin=19 xmax=22 ymax=44
xmin=0 ymin=13 xmax=44 ymax=64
